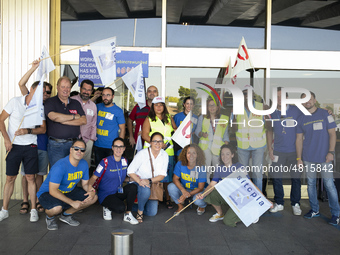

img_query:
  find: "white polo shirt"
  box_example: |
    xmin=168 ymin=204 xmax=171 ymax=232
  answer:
xmin=4 ymin=96 xmax=43 ymax=145
xmin=127 ymin=148 xmax=168 ymax=179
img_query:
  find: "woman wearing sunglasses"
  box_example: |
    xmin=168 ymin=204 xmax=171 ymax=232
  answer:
xmin=128 ymin=132 xmax=169 ymax=223
xmin=88 ymin=137 xmax=139 ymax=224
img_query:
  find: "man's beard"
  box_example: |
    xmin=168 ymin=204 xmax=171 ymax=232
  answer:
xmin=80 ymin=93 xmax=90 ymax=101
xmin=103 ymin=99 xmax=113 ymax=105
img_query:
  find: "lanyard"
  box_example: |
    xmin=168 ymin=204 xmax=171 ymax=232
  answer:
xmin=113 ymin=157 xmax=123 ymax=185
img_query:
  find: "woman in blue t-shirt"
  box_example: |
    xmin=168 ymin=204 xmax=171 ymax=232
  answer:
xmin=196 ymin=144 xmax=243 ymax=227
xmin=167 ymin=144 xmax=207 ymax=216
xmin=89 ymin=138 xmax=139 ymax=225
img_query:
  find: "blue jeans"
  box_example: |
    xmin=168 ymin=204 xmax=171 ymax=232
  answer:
xmin=136 ymin=185 xmax=158 ymax=216
xmin=238 ymin=147 xmax=265 ymax=192
xmin=167 ymin=183 xmax=207 ymax=208
xmin=271 ymin=151 xmax=301 ymax=206
xmin=47 ymin=139 xmax=73 ymax=167
xmin=305 ymin=161 xmax=340 ymax=216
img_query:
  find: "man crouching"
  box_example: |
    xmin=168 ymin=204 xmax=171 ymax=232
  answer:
xmin=37 ymin=139 xmax=97 ymax=230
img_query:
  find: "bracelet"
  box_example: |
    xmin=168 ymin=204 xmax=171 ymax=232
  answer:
xmin=296 ymin=158 xmax=301 ymax=161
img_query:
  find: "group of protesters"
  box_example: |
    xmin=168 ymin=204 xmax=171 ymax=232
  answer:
xmin=0 ymin=61 xmax=339 ymax=231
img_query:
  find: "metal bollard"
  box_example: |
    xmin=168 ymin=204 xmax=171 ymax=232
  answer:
xmin=111 ymin=229 xmax=133 ymax=255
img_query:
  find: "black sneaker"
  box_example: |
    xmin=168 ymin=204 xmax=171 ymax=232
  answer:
xmin=329 ymin=215 xmax=340 ymax=226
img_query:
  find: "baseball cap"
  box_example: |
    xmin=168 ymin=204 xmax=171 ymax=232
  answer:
xmin=152 ymin=96 xmax=165 ymax=104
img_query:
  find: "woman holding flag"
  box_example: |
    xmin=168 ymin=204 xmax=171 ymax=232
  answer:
xmin=196 ymin=144 xmax=245 ymax=227
xmin=173 ymin=97 xmax=198 ymax=158
xmin=142 ymin=96 xmax=177 ymax=209
xmin=196 ymin=97 xmax=230 ymax=182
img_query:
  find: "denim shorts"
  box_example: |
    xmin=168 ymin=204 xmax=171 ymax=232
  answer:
xmin=38 ymin=187 xmax=88 ymax=210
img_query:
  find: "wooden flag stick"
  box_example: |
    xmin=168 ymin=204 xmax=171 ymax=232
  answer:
xmin=165 ymin=185 xmax=216 ymax=224
xmin=5 ymin=116 xmax=25 ymax=159
xmin=29 ymin=44 xmax=90 ymax=64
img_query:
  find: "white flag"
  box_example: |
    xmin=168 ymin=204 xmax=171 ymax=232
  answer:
xmin=135 ymin=126 xmax=143 ymax=152
xmin=222 ymin=56 xmax=232 ymax=84
xmin=231 ymin=37 xmax=253 ymax=78
xmin=171 ymin=112 xmax=192 ymax=148
xmin=122 ymin=64 xmax=146 ymax=109
xmin=90 ymin=37 xmax=116 ymax=86
xmin=22 ymin=76 xmax=45 ymax=128
xmin=36 ymin=46 xmax=56 ymax=81
xmin=215 ymin=169 xmax=272 ymax=227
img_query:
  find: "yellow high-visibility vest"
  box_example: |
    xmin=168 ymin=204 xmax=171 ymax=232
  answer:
xmin=144 ymin=115 xmax=174 ymax=156
xmin=199 ymin=114 xmax=229 ymax=156
xmin=235 ymin=102 xmax=266 ymax=149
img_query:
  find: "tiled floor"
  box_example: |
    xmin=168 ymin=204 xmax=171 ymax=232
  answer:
xmin=0 ymin=199 xmax=340 ymax=255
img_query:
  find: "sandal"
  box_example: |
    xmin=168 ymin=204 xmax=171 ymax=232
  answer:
xmin=20 ymin=202 xmax=30 ymax=215
xmin=136 ymin=212 xmax=144 ymax=223
xmin=166 ymin=200 xmax=173 ymax=209
xmin=36 ymin=202 xmax=45 ymax=213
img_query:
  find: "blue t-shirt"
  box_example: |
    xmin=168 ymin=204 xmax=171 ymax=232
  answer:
xmin=94 ymin=103 xmax=125 ymax=149
xmin=296 ymin=108 xmax=336 ymax=163
xmin=173 ymin=161 xmax=206 ymax=190
xmin=270 ymin=105 xmax=302 ymax=153
xmin=37 ymin=156 xmax=89 ymax=198
xmin=173 ymin=112 xmax=198 ymax=156
xmin=212 ymin=162 xmax=244 ymax=182
xmin=94 ymin=156 xmax=128 ymax=204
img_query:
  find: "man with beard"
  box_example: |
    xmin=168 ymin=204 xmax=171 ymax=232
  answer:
xmin=296 ymin=91 xmax=340 ymax=226
xmin=71 ymin=80 xmax=97 ymax=168
xmin=44 ymin=76 xmax=87 ymax=167
xmin=94 ymin=87 xmax=125 ymax=166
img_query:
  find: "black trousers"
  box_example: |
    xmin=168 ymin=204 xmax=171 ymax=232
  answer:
xmin=101 ymin=183 xmax=138 ymax=213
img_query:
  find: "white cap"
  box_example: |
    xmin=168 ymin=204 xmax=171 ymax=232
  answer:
xmin=152 ymin=96 xmax=165 ymax=104
xmin=242 ymin=84 xmax=254 ymax=92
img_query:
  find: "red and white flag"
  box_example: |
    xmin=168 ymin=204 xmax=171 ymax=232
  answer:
xmin=222 ymin=56 xmax=232 ymax=84
xmin=171 ymin=112 xmax=192 ymax=148
xmin=231 ymin=37 xmax=253 ymax=84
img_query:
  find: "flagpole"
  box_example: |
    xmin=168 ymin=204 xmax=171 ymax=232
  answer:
xmin=5 ymin=116 xmax=25 ymax=159
xmin=29 ymin=44 xmax=90 ymax=64
xmin=165 ymin=185 xmax=215 ymax=224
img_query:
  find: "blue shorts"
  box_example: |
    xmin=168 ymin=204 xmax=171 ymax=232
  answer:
xmin=38 ymin=187 xmax=88 ymax=210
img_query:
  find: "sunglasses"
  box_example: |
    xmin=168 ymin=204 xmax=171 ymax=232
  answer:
xmin=72 ymin=146 xmax=86 ymax=153
xmin=45 ymin=91 xmax=51 ymax=94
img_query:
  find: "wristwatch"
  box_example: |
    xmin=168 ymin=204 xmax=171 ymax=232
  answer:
xmin=27 ymin=128 xmax=32 ymax=134
xmin=328 ymin=151 xmax=335 ymax=155
xmin=149 ymin=178 xmax=152 ymax=185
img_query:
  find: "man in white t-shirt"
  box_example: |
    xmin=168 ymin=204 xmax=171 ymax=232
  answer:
xmin=0 ymin=82 xmax=46 ymax=223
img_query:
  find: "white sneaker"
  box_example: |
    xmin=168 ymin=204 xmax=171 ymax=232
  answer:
xmin=270 ymin=203 xmax=284 ymax=213
xmin=209 ymin=213 xmax=224 ymax=222
xmin=30 ymin=209 xmax=39 ymax=222
xmin=253 ymin=218 xmax=259 ymax=224
xmin=123 ymin=212 xmax=139 ymax=225
xmin=0 ymin=209 xmax=9 ymax=222
xmin=292 ymin=203 xmax=302 ymax=216
xmin=103 ymin=207 xmax=112 ymax=220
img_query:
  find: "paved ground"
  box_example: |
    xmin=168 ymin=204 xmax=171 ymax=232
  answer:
xmin=0 ymin=198 xmax=340 ymax=255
